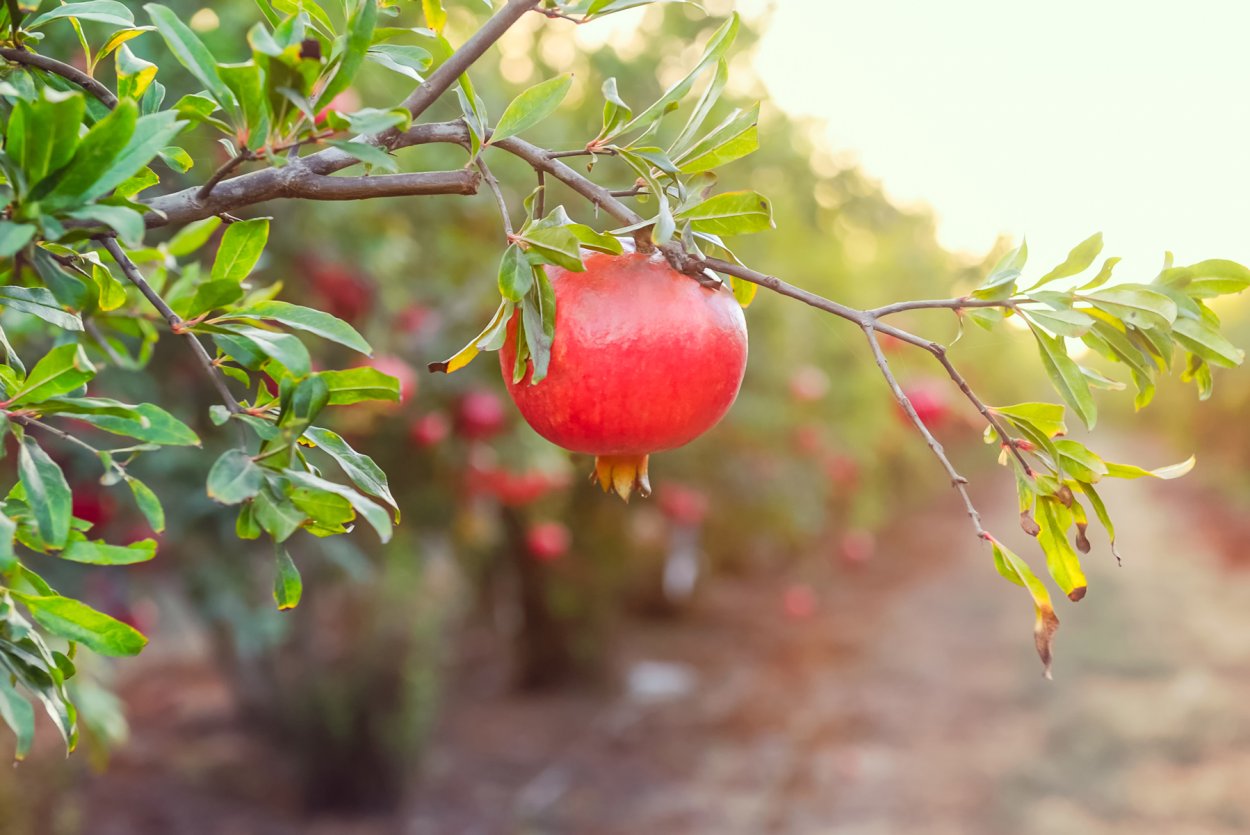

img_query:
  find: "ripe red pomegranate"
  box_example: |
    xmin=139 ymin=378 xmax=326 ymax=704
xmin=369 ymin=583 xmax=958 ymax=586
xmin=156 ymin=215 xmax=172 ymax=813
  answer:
xmin=500 ymin=253 xmax=747 ymax=500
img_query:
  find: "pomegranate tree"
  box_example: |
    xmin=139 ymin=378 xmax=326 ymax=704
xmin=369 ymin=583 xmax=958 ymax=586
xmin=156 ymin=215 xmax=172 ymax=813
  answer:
xmin=500 ymin=253 xmax=748 ymax=500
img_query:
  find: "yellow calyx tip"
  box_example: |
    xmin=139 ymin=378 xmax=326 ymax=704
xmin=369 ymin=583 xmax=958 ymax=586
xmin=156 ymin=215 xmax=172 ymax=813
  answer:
xmin=593 ymin=454 xmax=651 ymax=502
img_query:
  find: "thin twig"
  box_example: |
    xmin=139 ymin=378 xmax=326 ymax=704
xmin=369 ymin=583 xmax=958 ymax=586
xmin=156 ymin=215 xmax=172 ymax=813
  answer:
xmin=197 ymin=151 xmax=253 ymax=201
xmin=84 ymin=319 xmax=127 ymax=367
xmin=0 ymin=47 xmax=117 ymax=108
xmin=870 ymin=297 xmax=1022 ymax=317
xmin=534 ymin=170 xmax=546 ymax=219
xmin=10 ymin=414 xmax=101 ymax=457
xmin=97 ymin=235 xmax=243 ymax=415
xmin=928 ymin=346 xmax=1034 ymax=476
xmin=862 ymin=323 xmax=987 ymax=540
xmin=475 ymin=157 xmax=513 ymax=239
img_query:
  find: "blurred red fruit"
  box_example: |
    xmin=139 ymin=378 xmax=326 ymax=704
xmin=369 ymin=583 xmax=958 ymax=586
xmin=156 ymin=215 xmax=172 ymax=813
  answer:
xmin=72 ymin=489 xmax=116 ymax=529
xmin=782 ymin=583 xmax=818 ymax=620
xmin=839 ymin=528 xmax=876 ymax=565
xmin=899 ymin=380 xmax=949 ymax=429
xmin=792 ymin=423 xmax=825 ymax=456
xmin=788 ymin=364 xmax=830 ymax=403
xmin=658 ymin=483 xmax=710 ymax=526
xmin=395 ymin=303 xmax=439 ymax=338
xmin=455 ymin=389 xmax=506 ymax=440
xmin=314 ymin=88 xmax=362 ymax=126
xmin=824 ymin=454 xmax=860 ymax=489
xmin=879 ymin=333 xmax=907 ymax=354
xmin=409 ymin=411 xmax=450 ymax=447
xmin=525 ymin=521 xmax=570 ymax=562
xmin=467 ymin=461 xmax=569 ymax=506
xmin=301 ymin=255 xmax=374 ymax=323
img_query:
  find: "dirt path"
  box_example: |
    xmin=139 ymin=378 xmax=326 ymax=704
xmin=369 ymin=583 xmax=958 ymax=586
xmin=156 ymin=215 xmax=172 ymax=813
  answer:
xmin=48 ymin=445 xmax=1250 ymax=835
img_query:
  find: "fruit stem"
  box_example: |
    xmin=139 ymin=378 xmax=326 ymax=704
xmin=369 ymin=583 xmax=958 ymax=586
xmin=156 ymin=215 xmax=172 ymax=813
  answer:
xmin=593 ymin=454 xmax=651 ymax=502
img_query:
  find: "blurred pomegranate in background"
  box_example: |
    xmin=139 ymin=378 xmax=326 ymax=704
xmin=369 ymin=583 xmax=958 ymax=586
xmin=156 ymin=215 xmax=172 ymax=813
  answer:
xmin=409 ymin=411 xmax=450 ymax=447
xmin=899 ymin=378 xmax=950 ymax=430
xmin=824 ymin=454 xmax=860 ymax=490
xmin=782 ymin=583 xmax=818 ymax=620
xmin=791 ymin=423 xmax=825 ymax=456
xmin=314 ymin=88 xmax=362 ymax=126
xmin=525 ymin=522 xmax=570 ymax=563
xmin=72 ymin=487 xmax=116 ymax=530
xmin=455 ymin=389 xmax=506 ymax=440
xmin=301 ymin=254 xmax=375 ymax=323
xmin=368 ymin=355 xmax=417 ymax=404
xmin=658 ymin=483 xmax=710 ymax=527
xmin=788 ymin=364 xmax=830 ymax=403
xmin=395 ymin=303 xmax=440 ymax=340
xmin=839 ymin=528 xmax=876 ymax=566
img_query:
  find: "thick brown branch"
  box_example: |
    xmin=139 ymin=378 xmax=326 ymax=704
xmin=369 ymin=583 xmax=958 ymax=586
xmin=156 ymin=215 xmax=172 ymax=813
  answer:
xmin=284 ymin=170 xmax=480 ymax=201
xmin=97 ymin=236 xmax=242 ymax=415
xmin=0 ymin=47 xmax=117 ymax=108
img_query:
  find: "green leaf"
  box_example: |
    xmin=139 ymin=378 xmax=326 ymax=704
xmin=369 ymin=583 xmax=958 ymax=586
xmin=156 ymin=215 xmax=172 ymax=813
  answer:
xmin=7 ymin=92 xmax=86 ymax=191
xmin=211 ymin=324 xmax=310 ymax=377
xmin=0 ymin=287 xmax=83 ymax=332
xmin=282 ymin=469 xmax=391 ymax=543
xmin=87 ymin=111 xmax=186 ymax=202
xmin=65 ymin=205 xmax=145 ymax=247
xmin=1156 ymin=258 xmax=1250 ymax=298
xmin=252 ymin=485 xmax=306 ymax=542
xmin=9 ymin=344 xmax=95 ymax=405
xmin=0 ymin=681 xmax=35 ymax=760
xmin=144 ymin=3 xmax=240 ymax=124
xmin=1027 ymin=232 xmax=1103 ymax=290
xmin=27 ymin=1 xmax=133 ymax=29
xmin=184 ymin=280 xmax=245 ymax=319
xmin=610 ymin=13 xmax=739 ymax=141
xmin=61 ymin=538 xmax=156 ymax=566
xmin=39 ymin=100 xmax=138 ymax=212
xmin=14 ymin=593 xmax=147 ymax=656
xmin=1053 ymin=439 xmax=1108 ymax=483
xmin=1021 ymin=307 xmax=1094 ymax=338
xmin=0 ymin=223 xmax=36 ymax=259
xmin=989 ymin=536 xmax=1060 ymax=678
xmin=595 ymin=77 xmax=632 ymax=143
xmin=272 ymin=546 xmax=301 ymax=610
xmin=517 ymin=225 xmax=584 ymax=272
xmin=17 ymin=438 xmax=72 ymax=549
xmin=990 ymin=402 xmax=1067 ymax=438
xmin=210 ymin=218 xmax=269 ymax=283
xmin=1036 ymin=498 xmax=1088 ymax=602
xmin=497 ymin=243 xmax=532 ymax=302
xmin=326 ymin=140 xmax=398 ymax=173
xmin=1075 ymin=481 xmax=1121 ymax=564
xmin=1082 ymin=285 xmax=1178 ymax=331
xmin=316 ymin=367 xmax=400 ymax=406
xmin=57 ymin=401 xmax=199 ymax=446
xmin=421 ymin=0 xmax=446 ymax=32
xmin=206 ymin=449 xmax=263 ymax=505
xmin=1029 ymin=323 xmax=1096 ymax=429
xmin=303 ymin=426 xmax=398 ymax=517
xmin=316 ymin=0 xmax=376 ymax=108
xmin=167 ymin=217 xmax=222 ymax=257
xmin=215 ymin=300 xmax=370 ymax=354
xmin=675 ymin=104 xmax=759 ymax=175
xmin=1077 ymin=256 xmax=1122 ymax=291
xmin=973 ymin=239 xmax=1027 ymax=301
xmin=1171 ymin=317 xmax=1244 ymax=368
xmin=126 ymin=476 xmax=164 ymax=533
xmin=0 ymin=512 xmax=16 ymax=574
xmin=489 ymin=74 xmax=573 ymax=145
xmin=669 ymin=57 xmax=729 ymax=157
xmin=31 ymin=249 xmax=95 ymax=312
xmin=115 ymin=43 xmax=157 ymax=101
xmin=675 ymin=190 xmax=773 ymax=237
xmin=365 ymin=44 xmax=432 ymax=82
xmin=1104 ymin=455 xmax=1195 ymax=480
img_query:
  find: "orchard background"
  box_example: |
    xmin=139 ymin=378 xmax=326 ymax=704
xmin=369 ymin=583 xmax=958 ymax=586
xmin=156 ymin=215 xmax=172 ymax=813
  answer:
xmin=2 ymin=1 xmax=1250 ymax=833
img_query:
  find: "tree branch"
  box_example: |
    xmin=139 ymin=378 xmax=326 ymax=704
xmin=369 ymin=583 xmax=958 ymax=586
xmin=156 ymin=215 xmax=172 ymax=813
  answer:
xmin=475 ymin=157 xmax=514 ymax=238
xmin=862 ymin=323 xmax=987 ymax=540
xmin=284 ymin=169 xmax=480 ymax=201
xmin=0 ymin=47 xmax=117 ymax=108
xmin=97 ymin=236 xmax=243 ymax=415
xmin=870 ymin=296 xmax=1021 ymax=317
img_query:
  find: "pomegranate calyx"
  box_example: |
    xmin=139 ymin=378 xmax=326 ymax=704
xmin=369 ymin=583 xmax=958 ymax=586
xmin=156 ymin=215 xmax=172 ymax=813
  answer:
xmin=593 ymin=454 xmax=651 ymax=502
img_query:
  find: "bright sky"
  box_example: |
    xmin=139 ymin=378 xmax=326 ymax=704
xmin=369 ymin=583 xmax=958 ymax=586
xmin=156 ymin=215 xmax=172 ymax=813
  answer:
xmin=752 ymin=1 xmax=1250 ymax=277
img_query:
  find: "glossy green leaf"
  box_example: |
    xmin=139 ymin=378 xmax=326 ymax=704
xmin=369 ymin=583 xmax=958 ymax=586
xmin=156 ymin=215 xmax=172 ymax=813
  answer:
xmin=1171 ymin=317 xmax=1244 ymax=368
xmin=497 ymin=243 xmax=533 ymax=302
xmin=1036 ymin=498 xmax=1088 ymax=602
xmin=991 ymin=402 xmax=1067 ymax=438
xmin=303 ymin=426 xmax=398 ymax=516
xmin=18 ymin=438 xmax=72 ymax=549
xmin=0 ymin=287 xmax=83 ymax=331
xmin=217 ymin=300 xmax=370 ymax=354
xmin=10 ymin=344 xmax=95 ymax=405
xmin=125 ymin=476 xmax=164 ymax=533
xmin=145 ymin=3 xmax=240 ymax=124
xmin=316 ymin=0 xmax=376 ymax=108
xmin=0 ymin=681 xmax=35 ymax=760
xmin=315 ymin=368 xmax=400 ymax=406
xmin=675 ymin=190 xmax=773 ymax=237
xmin=1104 ymin=455 xmax=1195 ymax=480
xmin=115 ymin=44 xmax=157 ymax=101
xmin=972 ymin=239 xmax=1027 ymax=301
xmin=206 ymin=449 xmax=263 ymax=505
xmin=676 ymin=104 xmax=759 ymax=174
xmin=0 ymin=223 xmax=36 ymax=259
xmin=39 ymin=99 xmax=137 ymax=211
xmin=27 ymin=1 xmax=133 ymax=28
xmin=272 ymin=546 xmax=301 ymax=610
xmin=1029 ymin=323 xmax=1096 ymax=429
xmin=490 ymin=74 xmax=573 ymax=145
xmin=365 ymin=44 xmax=432 ymax=82
xmin=1082 ymin=285 xmax=1177 ymax=331
xmin=210 ymin=218 xmax=269 ymax=283
xmin=1156 ymin=258 xmax=1250 ymax=298
xmin=1027 ymin=232 xmax=1103 ymax=290
xmin=283 ymin=469 xmax=391 ymax=543
xmin=61 ymin=538 xmax=156 ymax=566
xmin=14 ymin=593 xmax=147 ymax=656
xmin=326 ymin=140 xmax=398 ymax=172
xmin=427 ymin=299 xmax=513 ymax=374
xmin=212 ymin=324 xmax=310 ymax=377
xmin=1021 ymin=306 xmax=1094 ymax=338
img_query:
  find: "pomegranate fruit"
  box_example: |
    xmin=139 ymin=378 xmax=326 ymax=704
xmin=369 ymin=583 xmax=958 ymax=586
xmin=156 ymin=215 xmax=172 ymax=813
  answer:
xmin=525 ymin=521 xmax=571 ymax=562
xmin=455 ymin=389 xmax=507 ymax=440
xmin=500 ymin=253 xmax=748 ymax=500
xmin=899 ymin=379 xmax=949 ymax=429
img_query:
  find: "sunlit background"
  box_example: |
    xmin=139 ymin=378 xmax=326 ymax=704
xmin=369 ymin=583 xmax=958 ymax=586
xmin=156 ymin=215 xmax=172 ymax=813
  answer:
xmin=7 ymin=2 xmax=1250 ymax=834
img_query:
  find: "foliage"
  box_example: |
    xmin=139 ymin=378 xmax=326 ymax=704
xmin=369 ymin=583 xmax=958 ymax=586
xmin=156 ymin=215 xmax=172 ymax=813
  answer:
xmin=0 ymin=0 xmax=1242 ymax=760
